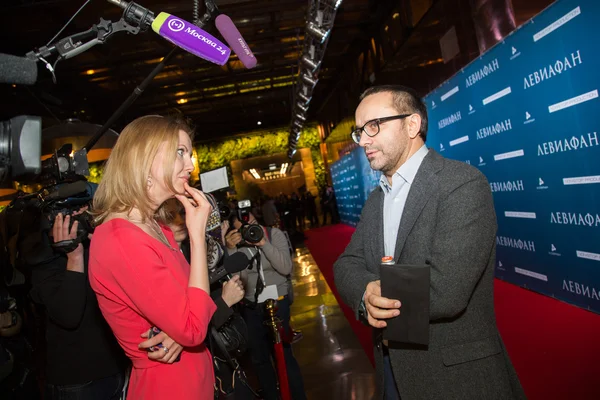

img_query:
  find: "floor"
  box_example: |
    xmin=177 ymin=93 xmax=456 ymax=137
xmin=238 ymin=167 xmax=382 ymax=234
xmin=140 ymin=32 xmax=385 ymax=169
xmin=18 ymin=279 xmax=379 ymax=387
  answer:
xmin=288 ymin=244 xmax=376 ymax=400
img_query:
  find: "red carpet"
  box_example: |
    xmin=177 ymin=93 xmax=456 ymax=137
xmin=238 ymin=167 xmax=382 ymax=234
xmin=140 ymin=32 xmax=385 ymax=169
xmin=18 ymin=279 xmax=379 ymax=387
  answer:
xmin=305 ymin=224 xmax=600 ymax=400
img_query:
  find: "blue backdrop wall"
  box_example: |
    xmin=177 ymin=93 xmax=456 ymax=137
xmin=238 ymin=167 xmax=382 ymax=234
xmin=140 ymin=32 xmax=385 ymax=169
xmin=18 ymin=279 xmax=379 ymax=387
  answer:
xmin=331 ymin=0 xmax=600 ymax=314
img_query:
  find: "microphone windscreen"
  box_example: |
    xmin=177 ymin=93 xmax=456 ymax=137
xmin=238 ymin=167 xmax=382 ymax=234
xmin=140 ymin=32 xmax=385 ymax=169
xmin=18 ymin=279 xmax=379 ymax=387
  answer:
xmin=224 ymin=252 xmax=251 ymax=274
xmin=215 ymin=14 xmax=257 ymax=69
xmin=54 ymin=181 xmax=89 ymax=200
xmin=0 ymin=54 xmax=38 ymax=85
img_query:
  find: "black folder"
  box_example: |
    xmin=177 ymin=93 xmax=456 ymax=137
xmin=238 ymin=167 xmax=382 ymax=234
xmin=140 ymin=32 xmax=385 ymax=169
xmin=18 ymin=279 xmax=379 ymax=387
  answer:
xmin=380 ymin=264 xmax=430 ymax=345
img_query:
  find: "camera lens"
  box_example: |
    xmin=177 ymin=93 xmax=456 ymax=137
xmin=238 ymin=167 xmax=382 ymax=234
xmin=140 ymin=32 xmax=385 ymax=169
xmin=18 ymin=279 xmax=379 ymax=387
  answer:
xmin=241 ymin=224 xmax=264 ymax=244
xmin=219 ymin=205 xmax=231 ymax=220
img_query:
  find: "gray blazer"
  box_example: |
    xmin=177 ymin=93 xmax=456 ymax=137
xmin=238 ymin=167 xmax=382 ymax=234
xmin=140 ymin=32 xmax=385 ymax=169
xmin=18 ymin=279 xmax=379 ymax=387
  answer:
xmin=334 ymin=149 xmax=526 ymax=400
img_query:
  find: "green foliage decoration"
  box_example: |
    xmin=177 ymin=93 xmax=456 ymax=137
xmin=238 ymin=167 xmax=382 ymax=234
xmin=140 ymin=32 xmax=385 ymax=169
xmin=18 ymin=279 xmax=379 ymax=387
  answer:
xmin=87 ymin=162 xmax=105 ymax=184
xmin=195 ymin=125 xmax=326 ymax=190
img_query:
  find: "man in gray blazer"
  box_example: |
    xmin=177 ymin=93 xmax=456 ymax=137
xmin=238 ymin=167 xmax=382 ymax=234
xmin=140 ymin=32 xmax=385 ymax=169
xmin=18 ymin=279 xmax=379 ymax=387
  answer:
xmin=333 ymin=85 xmax=525 ymax=400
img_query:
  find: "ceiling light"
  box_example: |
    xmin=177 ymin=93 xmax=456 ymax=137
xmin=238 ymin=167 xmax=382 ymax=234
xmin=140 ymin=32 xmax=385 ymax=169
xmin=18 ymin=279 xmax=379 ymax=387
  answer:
xmin=257 ymin=121 xmax=262 ymax=125
xmin=177 ymin=98 xmax=188 ymax=104
xmin=85 ymin=69 xmax=95 ymax=75
xmin=306 ymin=22 xmax=330 ymax=44
xmin=249 ymin=168 xmax=261 ymax=179
xmin=301 ymin=55 xmax=321 ymax=73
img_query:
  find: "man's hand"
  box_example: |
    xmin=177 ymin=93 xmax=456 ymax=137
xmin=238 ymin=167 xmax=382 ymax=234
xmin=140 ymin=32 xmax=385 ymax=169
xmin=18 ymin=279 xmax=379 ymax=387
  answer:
xmin=138 ymin=329 xmax=183 ymax=364
xmin=52 ymin=208 xmax=87 ymax=272
xmin=225 ymin=229 xmax=242 ymax=249
xmin=221 ymin=275 xmax=245 ymax=307
xmin=364 ymin=280 xmax=401 ymax=329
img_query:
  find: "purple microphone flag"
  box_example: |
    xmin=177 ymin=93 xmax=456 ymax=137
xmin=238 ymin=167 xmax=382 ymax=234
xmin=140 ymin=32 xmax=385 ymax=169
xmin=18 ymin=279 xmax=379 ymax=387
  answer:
xmin=152 ymin=12 xmax=231 ymax=65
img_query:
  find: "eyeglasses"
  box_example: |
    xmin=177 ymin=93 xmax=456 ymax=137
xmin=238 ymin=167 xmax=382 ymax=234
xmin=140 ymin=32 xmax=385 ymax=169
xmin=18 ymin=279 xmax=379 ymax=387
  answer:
xmin=351 ymin=114 xmax=412 ymax=144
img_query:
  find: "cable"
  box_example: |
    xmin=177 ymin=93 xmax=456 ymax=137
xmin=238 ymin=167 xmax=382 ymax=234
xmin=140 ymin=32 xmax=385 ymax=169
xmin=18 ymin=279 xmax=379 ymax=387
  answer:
xmin=45 ymin=0 xmax=93 ymax=46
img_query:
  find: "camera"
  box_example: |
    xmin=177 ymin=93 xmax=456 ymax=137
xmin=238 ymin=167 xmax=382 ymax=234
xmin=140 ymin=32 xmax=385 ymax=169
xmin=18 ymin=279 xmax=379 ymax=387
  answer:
xmin=0 ymin=116 xmax=42 ymax=183
xmin=224 ymin=199 xmax=264 ymax=245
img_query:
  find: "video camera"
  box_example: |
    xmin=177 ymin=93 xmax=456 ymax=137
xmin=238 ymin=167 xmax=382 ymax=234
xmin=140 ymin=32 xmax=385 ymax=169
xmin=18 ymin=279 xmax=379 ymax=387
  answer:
xmin=0 ymin=115 xmax=96 ymax=269
xmin=0 ymin=116 xmax=43 ymax=184
xmin=222 ymin=199 xmax=264 ymax=246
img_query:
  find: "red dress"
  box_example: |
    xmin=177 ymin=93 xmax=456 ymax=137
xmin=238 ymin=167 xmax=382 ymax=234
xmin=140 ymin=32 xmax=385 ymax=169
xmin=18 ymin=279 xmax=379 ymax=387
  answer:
xmin=89 ymin=219 xmax=216 ymax=399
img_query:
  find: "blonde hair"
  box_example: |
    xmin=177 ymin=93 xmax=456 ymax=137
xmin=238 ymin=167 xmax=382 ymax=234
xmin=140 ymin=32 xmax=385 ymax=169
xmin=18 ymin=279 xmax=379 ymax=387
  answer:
xmin=93 ymin=115 xmax=194 ymax=225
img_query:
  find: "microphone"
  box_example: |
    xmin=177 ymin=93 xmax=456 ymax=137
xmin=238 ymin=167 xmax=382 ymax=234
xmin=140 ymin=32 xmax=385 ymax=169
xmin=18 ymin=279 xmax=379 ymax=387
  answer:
xmin=0 ymin=53 xmax=38 ymax=85
xmin=41 ymin=180 xmax=89 ymax=202
xmin=106 ymin=0 xmax=231 ymax=66
xmin=214 ymin=14 xmax=257 ymax=69
xmin=151 ymin=12 xmax=231 ymax=65
xmin=209 ymin=252 xmax=251 ymax=284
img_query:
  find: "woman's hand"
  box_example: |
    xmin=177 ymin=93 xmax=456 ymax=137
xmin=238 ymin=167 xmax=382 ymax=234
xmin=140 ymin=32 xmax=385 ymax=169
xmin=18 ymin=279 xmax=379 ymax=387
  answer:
xmin=175 ymin=182 xmax=212 ymax=241
xmin=138 ymin=329 xmax=183 ymax=364
xmin=221 ymin=275 xmax=245 ymax=307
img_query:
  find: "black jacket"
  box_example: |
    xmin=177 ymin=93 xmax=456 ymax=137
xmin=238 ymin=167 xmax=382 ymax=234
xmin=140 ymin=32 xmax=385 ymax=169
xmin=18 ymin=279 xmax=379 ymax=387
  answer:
xmin=30 ymin=244 xmax=126 ymax=385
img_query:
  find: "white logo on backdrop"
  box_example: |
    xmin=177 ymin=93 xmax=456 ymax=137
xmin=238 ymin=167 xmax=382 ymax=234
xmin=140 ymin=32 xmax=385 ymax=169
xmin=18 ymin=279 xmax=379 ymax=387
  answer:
xmin=476 ymin=119 xmax=513 ymax=140
xmin=563 ymin=175 xmax=600 ymax=186
xmin=438 ymin=111 xmax=462 ymax=130
xmin=548 ymin=90 xmax=598 ymax=113
xmin=524 ymin=111 xmax=535 ymax=124
xmin=533 ymin=6 xmax=581 ymax=42
xmin=482 ymin=87 xmax=512 ymax=105
xmin=510 ymin=46 xmax=521 ymax=60
xmin=549 ymin=244 xmax=561 ymax=257
xmin=496 ymin=236 xmax=536 ymax=252
xmin=490 ymin=180 xmax=524 ymax=192
xmin=538 ymin=132 xmax=599 ymax=156
xmin=465 ymin=59 xmax=500 ymax=88
xmin=494 ymin=149 xmax=524 ymax=161
xmin=524 ymin=50 xmax=583 ymax=90
xmin=562 ymin=280 xmax=600 ymax=301
xmin=537 ymin=177 xmax=548 ymax=190
xmin=550 ymin=212 xmax=600 ymax=227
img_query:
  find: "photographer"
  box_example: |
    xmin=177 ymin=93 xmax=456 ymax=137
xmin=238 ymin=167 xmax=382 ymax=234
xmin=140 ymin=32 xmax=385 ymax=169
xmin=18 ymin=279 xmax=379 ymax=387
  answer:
xmin=224 ymin=210 xmax=306 ymax=400
xmin=164 ymin=199 xmax=256 ymax=400
xmin=30 ymin=208 xmax=127 ymax=399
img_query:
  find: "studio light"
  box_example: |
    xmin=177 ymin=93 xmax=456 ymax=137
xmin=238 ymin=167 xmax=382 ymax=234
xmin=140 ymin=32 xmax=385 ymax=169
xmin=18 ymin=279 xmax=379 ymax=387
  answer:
xmin=306 ymin=21 xmax=330 ymax=44
xmin=298 ymin=92 xmax=311 ymax=105
xmin=296 ymin=103 xmax=309 ymax=113
xmin=301 ymin=55 xmax=321 ymax=73
xmin=301 ymin=72 xmax=318 ymax=88
xmin=329 ymin=0 xmax=343 ymax=10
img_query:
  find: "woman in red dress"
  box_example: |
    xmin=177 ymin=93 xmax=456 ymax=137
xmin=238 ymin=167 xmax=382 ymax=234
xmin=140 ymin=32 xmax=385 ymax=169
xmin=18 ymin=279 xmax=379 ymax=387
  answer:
xmin=88 ymin=116 xmax=216 ymax=399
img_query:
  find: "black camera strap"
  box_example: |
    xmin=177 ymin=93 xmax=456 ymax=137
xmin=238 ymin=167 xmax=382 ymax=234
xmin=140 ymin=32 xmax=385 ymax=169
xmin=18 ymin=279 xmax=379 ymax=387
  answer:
xmin=243 ymin=248 xmax=264 ymax=309
xmin=51 ymin=237 xmax=83 ymax=254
